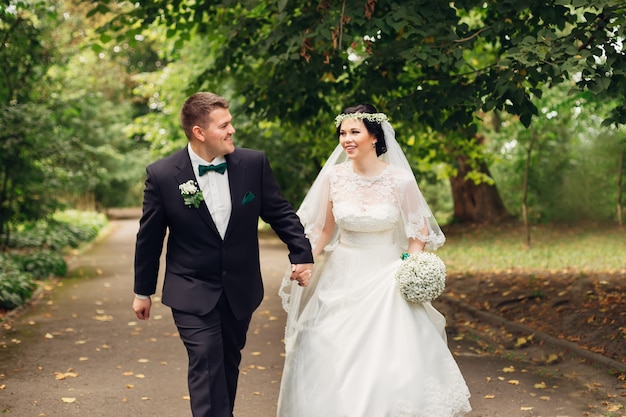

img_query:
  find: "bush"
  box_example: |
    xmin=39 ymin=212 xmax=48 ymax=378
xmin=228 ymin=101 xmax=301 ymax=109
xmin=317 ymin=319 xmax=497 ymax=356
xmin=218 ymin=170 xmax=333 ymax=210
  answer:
xmin=14 ymin=250 xmax=68 ymax=279
xmin=0 ymin=210 xmax=107 ymax=311
xmin=7 ymin=211 xmax=107 ymax=250
xmin=0 ymin=255 xmax=36 ymax=310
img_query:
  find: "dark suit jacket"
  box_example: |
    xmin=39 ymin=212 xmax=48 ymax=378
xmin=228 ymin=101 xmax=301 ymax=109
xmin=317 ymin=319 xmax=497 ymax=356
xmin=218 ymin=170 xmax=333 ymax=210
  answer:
xmin=134 ymin=147 xmax=313 ymax=320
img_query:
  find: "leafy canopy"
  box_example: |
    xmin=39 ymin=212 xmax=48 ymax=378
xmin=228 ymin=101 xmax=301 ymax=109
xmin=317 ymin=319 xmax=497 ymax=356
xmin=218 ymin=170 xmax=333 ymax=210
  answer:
xmin=91 ymin=0 xmax=626 ymax=132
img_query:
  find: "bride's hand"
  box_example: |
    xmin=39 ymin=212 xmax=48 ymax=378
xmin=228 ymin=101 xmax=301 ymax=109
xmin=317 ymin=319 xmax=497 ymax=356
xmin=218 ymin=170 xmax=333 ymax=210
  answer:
xmin=291 ymin=264 xmax=313 ymax=286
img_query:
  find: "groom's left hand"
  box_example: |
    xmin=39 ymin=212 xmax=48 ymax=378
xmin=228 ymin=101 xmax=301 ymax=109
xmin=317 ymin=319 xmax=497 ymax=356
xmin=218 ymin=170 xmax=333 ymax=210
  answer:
xmin=291 ymin=263 xmax=314 ymax=287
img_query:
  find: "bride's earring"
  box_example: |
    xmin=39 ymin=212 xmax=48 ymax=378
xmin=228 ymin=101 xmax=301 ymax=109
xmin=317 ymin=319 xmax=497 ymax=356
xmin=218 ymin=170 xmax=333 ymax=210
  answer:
xmin=372 ymin=142 xmax=376 ymax=148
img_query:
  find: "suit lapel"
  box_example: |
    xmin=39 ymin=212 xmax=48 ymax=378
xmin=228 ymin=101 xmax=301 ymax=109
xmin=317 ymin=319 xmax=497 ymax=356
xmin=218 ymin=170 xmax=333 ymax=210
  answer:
xmin=173 ymin=148 xmax=221 ymax=236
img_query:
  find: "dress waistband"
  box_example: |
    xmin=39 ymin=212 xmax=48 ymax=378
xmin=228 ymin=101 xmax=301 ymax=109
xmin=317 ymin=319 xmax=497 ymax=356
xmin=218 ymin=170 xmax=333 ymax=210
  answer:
xmin=339 ymin=229 xmax=395 ymax=247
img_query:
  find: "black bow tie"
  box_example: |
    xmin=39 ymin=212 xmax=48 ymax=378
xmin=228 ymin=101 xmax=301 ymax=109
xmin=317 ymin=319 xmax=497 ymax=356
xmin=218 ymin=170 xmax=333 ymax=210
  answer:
xmin=198 ymin=162 xmax=227 ymax=176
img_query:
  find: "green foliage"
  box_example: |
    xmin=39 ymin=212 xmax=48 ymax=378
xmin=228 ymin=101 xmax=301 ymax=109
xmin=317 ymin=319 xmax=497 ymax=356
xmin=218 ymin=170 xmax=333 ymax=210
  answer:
xmin=0 ymin=0 xmax=58 ymax=103
xmin=0 ymin=210 xmax=107 ymax=311
xmin=91 ymin=0 xmax=626 ymax=131
xmin=8 ymin=211 xmax=107 ymax=250
xmin=87 ymin=0 xmax=626 ymax=224
xmin=13 ymin=251 xmax=67 ymax=279
xmin=0 ymin=103 xmax=64 ymax=240
xmin=0 ymin=0 xmax=152 ymax=244
xmin=0 ymin=255 xmax=36 ymax=310
xmin=484 ymin=85 xmax=626 ymax=223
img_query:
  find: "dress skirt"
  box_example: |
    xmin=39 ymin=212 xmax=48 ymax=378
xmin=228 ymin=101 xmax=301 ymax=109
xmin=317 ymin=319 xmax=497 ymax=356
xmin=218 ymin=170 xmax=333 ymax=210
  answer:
xmin=277 ymin=238 xmax=472 ymax=417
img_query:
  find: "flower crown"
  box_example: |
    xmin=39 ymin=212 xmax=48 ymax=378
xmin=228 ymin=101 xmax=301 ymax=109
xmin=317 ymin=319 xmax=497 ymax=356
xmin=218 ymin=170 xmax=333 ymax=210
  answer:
xmin=334 ymin=112 xmax=389 ymax=127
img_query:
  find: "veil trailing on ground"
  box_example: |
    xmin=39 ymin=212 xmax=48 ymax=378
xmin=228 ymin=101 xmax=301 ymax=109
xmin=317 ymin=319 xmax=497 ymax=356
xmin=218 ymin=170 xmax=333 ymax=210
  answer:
xmin=278 ymin=119 xmax=446 ymax=349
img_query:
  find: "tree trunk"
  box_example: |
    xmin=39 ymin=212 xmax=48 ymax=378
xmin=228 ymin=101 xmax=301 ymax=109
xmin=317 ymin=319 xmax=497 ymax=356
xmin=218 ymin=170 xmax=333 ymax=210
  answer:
xmin=617 ymin=148 xmax=623 ymax=227
xmin=522 ymin=128 xmax=537 ymax=247
xmin=449 ymin=156 xmax=510 ymax=224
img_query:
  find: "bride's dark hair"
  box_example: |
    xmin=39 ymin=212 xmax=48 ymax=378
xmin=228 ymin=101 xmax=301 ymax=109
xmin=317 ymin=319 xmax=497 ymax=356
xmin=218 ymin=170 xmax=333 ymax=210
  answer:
xmin=336 ymin=103 xmax=388 ymax=156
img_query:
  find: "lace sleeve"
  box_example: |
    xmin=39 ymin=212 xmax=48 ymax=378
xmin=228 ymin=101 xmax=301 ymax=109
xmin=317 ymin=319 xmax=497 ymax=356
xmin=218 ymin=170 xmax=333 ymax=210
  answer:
xmin=397 ymin=170 xmax=446 ymax=250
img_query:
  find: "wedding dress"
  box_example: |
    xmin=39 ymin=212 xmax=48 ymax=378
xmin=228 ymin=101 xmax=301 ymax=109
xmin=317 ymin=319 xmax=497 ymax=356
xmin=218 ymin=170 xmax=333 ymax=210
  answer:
xmin=277 ymin=161 xmax=471 ymax=417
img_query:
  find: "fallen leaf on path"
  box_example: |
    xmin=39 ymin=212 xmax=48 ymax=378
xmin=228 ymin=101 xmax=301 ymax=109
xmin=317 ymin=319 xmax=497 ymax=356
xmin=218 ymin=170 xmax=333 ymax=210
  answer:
xmin=484 ymin=395 xmax=495 ymax=399
xmin=503 ymin=366 xmax=515 ymax=373
xmin=534 ymin=382 xmax=547 ymax=389
xmin=55 ymin=370 xmax=78 ymax=380
xmin=514 ymin=338 xmax=526 ymax=348
xmin=520 ymin=406 xmax=533 ymax=411
xmin=61 ymin=397 xmax=76 ymax=403
xmin=545 ymin=353 xmax=562 ymax=364
xmin=508 ymin=380 xmax=520 ymax=385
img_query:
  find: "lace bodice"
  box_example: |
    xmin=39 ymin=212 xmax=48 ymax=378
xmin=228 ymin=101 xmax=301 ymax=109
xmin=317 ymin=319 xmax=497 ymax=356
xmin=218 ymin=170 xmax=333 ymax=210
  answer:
xmin=329 ymin=163 xmax=414 ymax=246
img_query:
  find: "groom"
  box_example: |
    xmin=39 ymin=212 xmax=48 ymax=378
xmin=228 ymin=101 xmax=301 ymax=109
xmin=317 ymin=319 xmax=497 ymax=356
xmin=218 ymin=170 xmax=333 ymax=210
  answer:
xmin=133 ymin=92 xmax=313 ymax=417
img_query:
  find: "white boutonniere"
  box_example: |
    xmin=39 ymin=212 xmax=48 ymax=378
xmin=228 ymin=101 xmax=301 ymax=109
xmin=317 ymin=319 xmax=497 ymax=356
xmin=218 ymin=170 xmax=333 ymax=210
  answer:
xmin=179 ymin=180 xmax=204 ymax=208
xmin=395 ymin=251 xmax=446 ymax=303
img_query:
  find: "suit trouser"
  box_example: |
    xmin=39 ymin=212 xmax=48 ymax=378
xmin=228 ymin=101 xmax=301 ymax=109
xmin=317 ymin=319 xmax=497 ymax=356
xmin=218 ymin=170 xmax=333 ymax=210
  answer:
xmin=172 ymin=294 xmax=252 ymax=417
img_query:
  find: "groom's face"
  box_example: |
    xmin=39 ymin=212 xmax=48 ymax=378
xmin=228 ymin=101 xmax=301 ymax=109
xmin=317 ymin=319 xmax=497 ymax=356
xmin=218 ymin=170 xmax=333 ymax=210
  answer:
xmin=197 ymin=107 xmax=236 ymax=161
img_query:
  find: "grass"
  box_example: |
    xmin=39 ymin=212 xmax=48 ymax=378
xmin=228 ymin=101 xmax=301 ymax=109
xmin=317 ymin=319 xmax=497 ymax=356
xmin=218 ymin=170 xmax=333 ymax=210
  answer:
xmin=438 ymin=222 xmax=625 ymax=274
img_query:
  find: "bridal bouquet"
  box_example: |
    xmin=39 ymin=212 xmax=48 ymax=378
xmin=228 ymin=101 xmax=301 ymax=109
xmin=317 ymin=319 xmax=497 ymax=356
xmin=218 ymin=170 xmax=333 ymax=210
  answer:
xmin=395 ymin=251 xmax=446 ymax=303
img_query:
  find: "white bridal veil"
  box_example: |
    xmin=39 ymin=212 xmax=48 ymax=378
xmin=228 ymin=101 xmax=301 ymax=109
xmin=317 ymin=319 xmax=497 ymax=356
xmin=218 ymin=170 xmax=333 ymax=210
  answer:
xmin=279 ymin=118 xmax=446 ymax=348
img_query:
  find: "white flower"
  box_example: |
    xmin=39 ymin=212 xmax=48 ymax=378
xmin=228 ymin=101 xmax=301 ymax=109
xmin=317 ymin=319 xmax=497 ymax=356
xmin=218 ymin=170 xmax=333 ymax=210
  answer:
xmin=395 ymin=252 xmax=446 ymax=303
xmin=179 ymin=180 xmax=204 ymax=208
xmin=179 ymin=180 xmax=199 ymax=195
xmin=334 ymin=112 xmax=389 ymax=127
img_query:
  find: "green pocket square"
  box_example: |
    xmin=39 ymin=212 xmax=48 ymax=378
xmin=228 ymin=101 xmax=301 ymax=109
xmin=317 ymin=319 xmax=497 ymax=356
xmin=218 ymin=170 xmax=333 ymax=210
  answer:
xmin=242 ymin=191 xmax=255 ymax=205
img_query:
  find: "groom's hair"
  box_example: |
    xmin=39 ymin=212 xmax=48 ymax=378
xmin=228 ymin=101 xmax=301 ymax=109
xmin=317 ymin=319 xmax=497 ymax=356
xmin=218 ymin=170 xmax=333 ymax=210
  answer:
xmin=181 ymin=92 xmax=229 ymax=140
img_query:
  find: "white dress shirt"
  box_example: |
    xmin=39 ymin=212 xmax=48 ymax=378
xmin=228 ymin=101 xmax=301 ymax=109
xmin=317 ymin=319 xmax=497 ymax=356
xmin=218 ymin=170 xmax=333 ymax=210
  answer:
xmin=188 ymin=144 xmax=232 ymax=239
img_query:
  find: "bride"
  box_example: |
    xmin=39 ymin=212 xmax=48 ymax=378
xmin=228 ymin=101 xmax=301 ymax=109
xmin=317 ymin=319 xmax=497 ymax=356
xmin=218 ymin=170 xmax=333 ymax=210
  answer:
xmin=277 ymin=104 xmax=471 ymax=417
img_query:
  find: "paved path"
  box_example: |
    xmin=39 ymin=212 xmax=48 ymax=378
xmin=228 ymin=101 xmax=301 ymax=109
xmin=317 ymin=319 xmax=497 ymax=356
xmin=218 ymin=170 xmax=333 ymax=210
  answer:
xmin=0 ymin=219 xmax=622 ymax=416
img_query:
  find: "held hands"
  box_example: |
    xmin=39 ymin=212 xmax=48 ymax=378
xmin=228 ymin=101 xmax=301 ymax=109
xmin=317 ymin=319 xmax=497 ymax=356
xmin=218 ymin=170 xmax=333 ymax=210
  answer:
xmin=133 ymin=296 xmax=152 ymax=320
xmin=291 ymin=263 xmax=314 ymax=287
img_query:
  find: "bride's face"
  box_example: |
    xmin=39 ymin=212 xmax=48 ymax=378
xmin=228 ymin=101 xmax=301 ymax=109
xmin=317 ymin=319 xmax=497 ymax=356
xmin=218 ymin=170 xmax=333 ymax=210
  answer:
xmin=338 ymin=119 xmax=378 ymax=161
